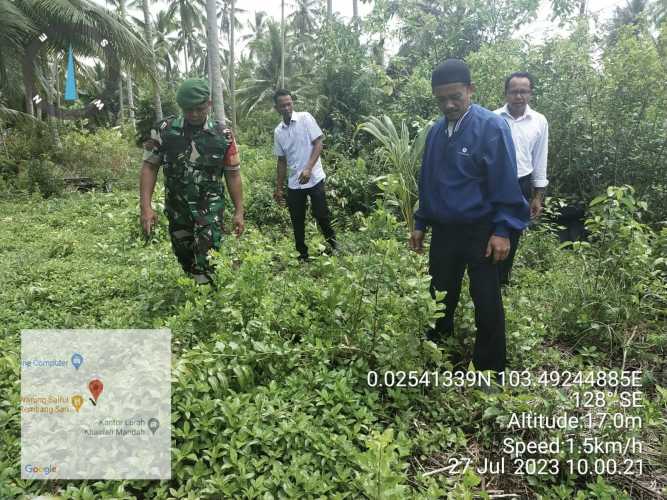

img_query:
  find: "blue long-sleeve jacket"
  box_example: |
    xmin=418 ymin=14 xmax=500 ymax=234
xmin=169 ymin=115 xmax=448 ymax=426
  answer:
xmin=414 ymin=104 xmax=529 ymax=237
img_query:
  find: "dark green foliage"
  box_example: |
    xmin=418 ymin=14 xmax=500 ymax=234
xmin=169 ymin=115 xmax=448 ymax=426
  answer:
xmin=373 ymin=0 xmax=540 ymax=68
xmin=0 ymin=125 xmax=140 ymax=196
xmin=552 ymin=186 xmax=667 ymax=365
xmin=52 ymin=128 xmax=136 ymax=184
xmin=235 ymin=107 xmax=276 ymax=147
xmin=25 ymin=158 xmax=64 ymax=198
xmin=305 ymin=19 xmax=393 ymax=151
xmin=326 ymin=154 xmax=379 ymax=217
xmin=1 ymin=121 xmax=56 ymax=162
xmin=134 ymin=88 xmax=180 ymax=147
xmin=462 ymin=25 xmax=667 ymax=222
xmin=0 ymin=157 xmax=19 ymax=183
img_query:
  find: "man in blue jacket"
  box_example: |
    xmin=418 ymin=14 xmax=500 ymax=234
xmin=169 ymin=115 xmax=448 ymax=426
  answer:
xmin=409 ymin=59 xmax=529 ymax=373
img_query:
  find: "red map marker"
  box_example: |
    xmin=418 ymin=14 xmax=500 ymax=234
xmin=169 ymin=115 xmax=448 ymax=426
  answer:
xmin=88 ymin=379 xmax=104 ymax=403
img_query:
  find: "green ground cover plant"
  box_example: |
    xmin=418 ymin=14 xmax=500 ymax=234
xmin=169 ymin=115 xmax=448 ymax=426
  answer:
xmin=0 ymin=142 xmax=665 ymax=498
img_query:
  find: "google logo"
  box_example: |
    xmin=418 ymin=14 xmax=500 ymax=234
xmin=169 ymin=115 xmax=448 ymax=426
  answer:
xmin=25 ymin=464 xmax=58 ymax=475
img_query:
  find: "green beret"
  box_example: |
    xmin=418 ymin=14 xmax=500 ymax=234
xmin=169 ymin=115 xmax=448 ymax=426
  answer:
xmin=176 ymin=78 xmax=210 ymax=110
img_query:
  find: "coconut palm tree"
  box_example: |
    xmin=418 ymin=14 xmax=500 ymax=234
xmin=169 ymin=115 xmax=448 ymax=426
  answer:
xmin=189 ymin=29 xmax=211 ymax=77
xmin=288 ymin=0 xmax=321 ymax=60
xmin=237 ymin=21 xmax=303 ymax=116
xmin=220 ymin=0 xmax=245 ymax=44
xmin=290 ymin=0 xmax=319 ymax=37
xmin=281 ymin=0 xmax=286 ymax=88
xmin=117 ymin=0 xmax=135 ymax=126
xmin=10 ymin=0 xmax=151 ymax=117
xmin=140 ymin=0 xmax=163 ymax=120
xmin=0 ymin=1 xmax=41 ymax=123
xmin=205 ymin=0 xmax=225 ymax=122
xmin=242 ymin=11 xmax=268 ymax=61
xmin=153 ymin=10 xmax=180 ymax=81
xmin=227 ymin=0 xmax=238 ymax=131
xmin=218 ymin=0 xmax=245 ymax=130
xmin=168 ymin=0 xmax=205 ymax=76
xmin=0 ymin=0 xmax=37 ymax=87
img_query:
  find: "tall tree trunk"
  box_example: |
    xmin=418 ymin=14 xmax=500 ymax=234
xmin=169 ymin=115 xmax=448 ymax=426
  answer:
xmin=118 ymin=70 xmax=125 ymax=123
xmin=353 ymin=0 xmax=358 ymax=20
xmin=46 ymin=59 xmax=62 ymax=148
xmin=142 ymin=0 xmax=163 ymax=121
xmin=579 ymin=0 xmax=587 ymax=17
xmin=206 ymin=0 xmax=225 ymax=122
xmin=281 ymin=0 xmax=285 ymax=88
xmin=184 ymin=43 xmax=190 ymax=76
xmin=119 ymin=0 xmax=136 ymax=127
xmin=207 ymin=48 xmax=213 ymax=93
xmin=126 ymin=71 xmax=136 ymax=127
xmin=327 ymin=0 xmax=332 ymax=17
xmin=22 ymin=38 xmax=41 ymax=116
xmin=55 ymin=57 xmax=61 ymax=121
xmin=230 ymin=0 xmax=237 ymax=132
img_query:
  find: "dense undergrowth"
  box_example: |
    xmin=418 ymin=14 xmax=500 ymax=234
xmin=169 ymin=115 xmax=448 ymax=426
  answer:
xmin=0 ymin=142 xmax=666 ymax=498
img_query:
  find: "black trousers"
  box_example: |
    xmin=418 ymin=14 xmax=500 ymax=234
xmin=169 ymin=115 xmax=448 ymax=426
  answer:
xmin=286 ymin=180 xmax=336 ymax=258
xmin=429 ymin=221 xmax=506 ymax=372
xmin=498 ymin=174 xmax=532 ymax=286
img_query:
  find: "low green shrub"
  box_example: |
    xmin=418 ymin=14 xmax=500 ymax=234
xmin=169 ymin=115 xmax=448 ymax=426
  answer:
xmin=0 ymin=157 xmax=21 ymax=193
xmin=25 ymin=159 xmax=64 ymax=198
xmin=327 ymin=155 xmax=379 ymax=217
xmin=1 ymin=122 xmax=55 ymax=162
xmin=237 ymin=108 xmax=277 ymax=148
xmin=0 ymin=187 xmax=664 ymax=498
xmin=53 ymin=128 xmax=134 ymax=184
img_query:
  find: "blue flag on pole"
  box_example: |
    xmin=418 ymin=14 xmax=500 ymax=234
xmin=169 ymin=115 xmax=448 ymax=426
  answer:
xmin=64 ymin=45 xmax=78 ymax=101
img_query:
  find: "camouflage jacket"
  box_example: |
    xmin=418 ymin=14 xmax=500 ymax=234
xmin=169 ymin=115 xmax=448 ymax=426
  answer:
xmin=142 ymin=116 xmax=240 ymax=199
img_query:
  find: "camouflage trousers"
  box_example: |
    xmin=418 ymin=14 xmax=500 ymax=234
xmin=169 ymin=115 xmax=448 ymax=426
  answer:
xmin=165 ymin=195 xmax=224 ymax=284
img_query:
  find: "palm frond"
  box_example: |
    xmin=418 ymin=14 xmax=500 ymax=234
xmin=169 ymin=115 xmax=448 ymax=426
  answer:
xmin=355 ymin=115 xmax=432 ymax=231
xmin=0 ymin=0 xmax=38 ymax=47
xmin=25 ymin=0 xmax=153 ymax=73
xmin=0 ymin=104 xmax=42 ymax=124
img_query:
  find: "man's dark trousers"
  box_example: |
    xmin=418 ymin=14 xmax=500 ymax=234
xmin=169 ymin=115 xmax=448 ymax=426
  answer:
xmin=286 ymin=179 xmax=336 ymax=258
xmin=429 ymin=221 xmax=506 ymax=372
xmin=499 ymin=174 xmax=532 ymax=286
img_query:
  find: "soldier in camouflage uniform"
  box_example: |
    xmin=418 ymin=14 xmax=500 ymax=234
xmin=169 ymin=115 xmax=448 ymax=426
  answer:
xmin=139 ymin=78 xmax=244 ymax=284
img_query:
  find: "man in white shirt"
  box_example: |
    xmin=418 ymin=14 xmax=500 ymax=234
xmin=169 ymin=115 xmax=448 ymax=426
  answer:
xmin=494 ymin=71 xmax=549 ymax=286
xmin=272 ymin=89 xmax=336 ymax=261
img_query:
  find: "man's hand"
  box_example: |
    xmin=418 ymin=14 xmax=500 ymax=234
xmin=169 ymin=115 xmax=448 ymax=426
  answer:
xmin=298 ymin=167 xmax=312 ymax=184
xmin=409 ymin=230 xmax=425 ymax=254
xmin=140 ymin=207 xmax=158 ymax=235
xmin=142 ymin=138 xmax=160 ymax=152
xmin=273 ymin=188 xmax=286 ymax=206
xmin=530 ymin=196 xmax=543 ymax=219
xmin=485 ymin=235 xmax=510 ymax=263
xmin=232 ymin=211 xmax=245 ymax=237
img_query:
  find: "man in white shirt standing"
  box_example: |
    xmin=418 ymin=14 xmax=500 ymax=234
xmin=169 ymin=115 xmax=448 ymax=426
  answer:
xmin=494 ymin=72 xmax=549 ymax=286
xmin=273 ymin=89 xmax=336 ymax=261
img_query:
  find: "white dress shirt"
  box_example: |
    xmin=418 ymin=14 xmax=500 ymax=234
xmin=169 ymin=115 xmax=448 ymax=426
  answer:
xmin=494 ymin=104 xmax=549 ymax=188
xmin=273 ymin=111 xmax=325 ymax=190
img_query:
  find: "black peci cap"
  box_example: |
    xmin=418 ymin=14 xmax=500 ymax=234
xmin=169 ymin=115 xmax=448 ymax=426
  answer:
xmin=431 ymin=59 xmax=471 ymax=87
